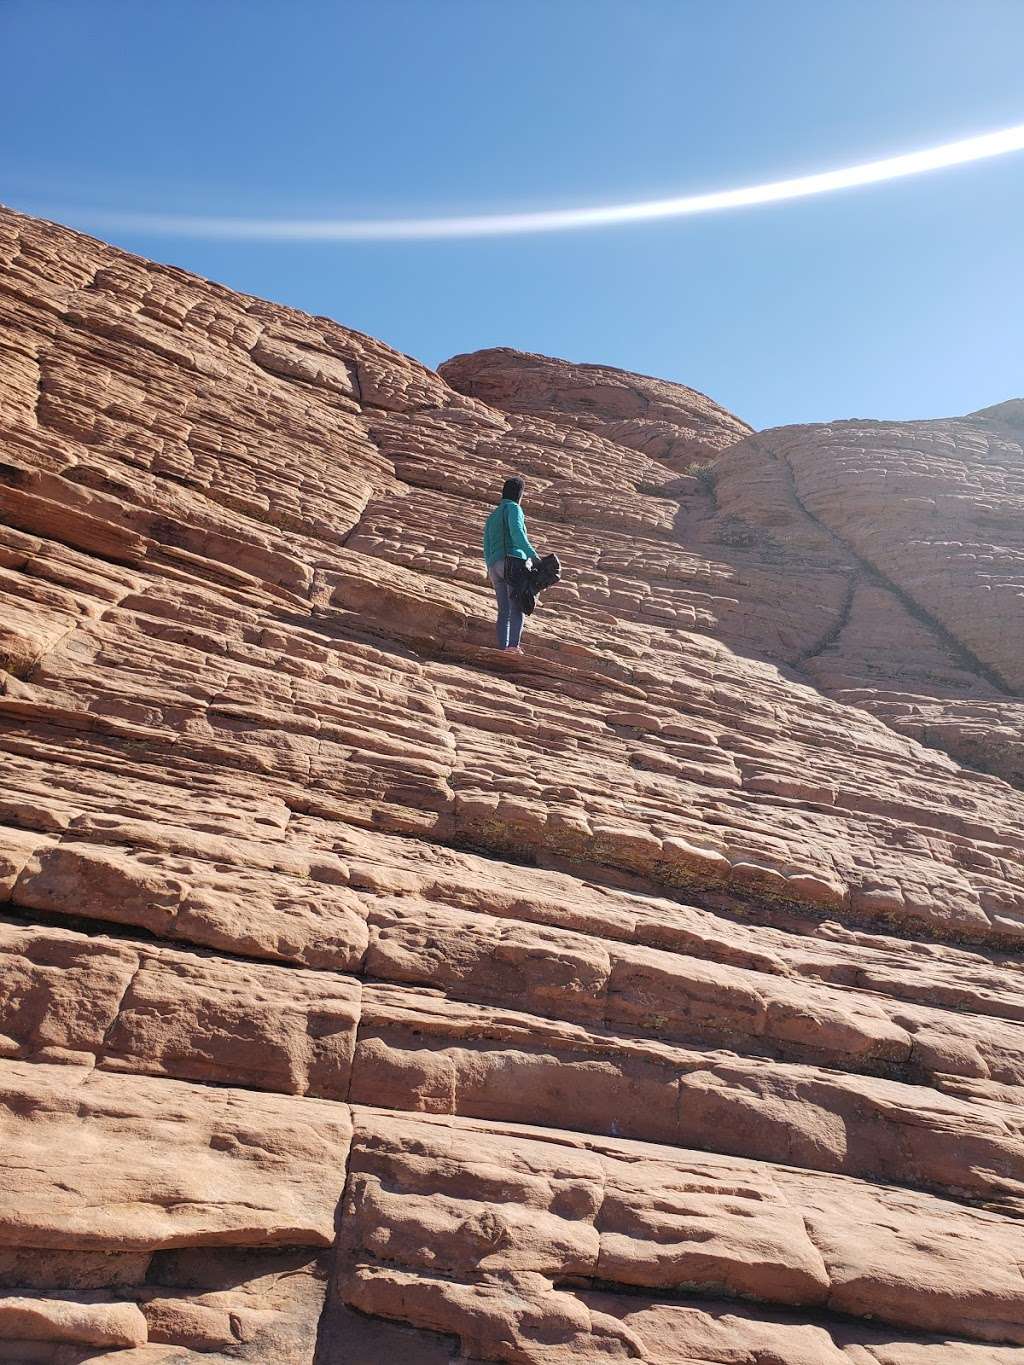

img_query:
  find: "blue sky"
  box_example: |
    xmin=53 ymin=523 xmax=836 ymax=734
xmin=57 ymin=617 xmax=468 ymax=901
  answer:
xmin=3 ymin=0 xmax=1023 ymax=430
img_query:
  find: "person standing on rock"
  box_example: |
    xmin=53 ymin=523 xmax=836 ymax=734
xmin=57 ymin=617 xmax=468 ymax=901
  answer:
xmin=483 ymin=476 xmax=540 ymax=653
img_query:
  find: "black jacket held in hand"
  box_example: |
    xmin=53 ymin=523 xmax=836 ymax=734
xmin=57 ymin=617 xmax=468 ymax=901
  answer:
xmin=505 ymin=553 xmax=562 ymax=616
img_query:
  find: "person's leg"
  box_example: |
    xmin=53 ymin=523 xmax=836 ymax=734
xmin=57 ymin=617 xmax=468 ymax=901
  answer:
xmin=488 ymin=563 xmax=510 ymax=648
xmin=507 ymin=591 xmax=525 ymax=648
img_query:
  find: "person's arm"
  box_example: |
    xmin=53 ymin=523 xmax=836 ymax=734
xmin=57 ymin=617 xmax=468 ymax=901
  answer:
xmin=509 ymin=504 xmax=540 ymax=561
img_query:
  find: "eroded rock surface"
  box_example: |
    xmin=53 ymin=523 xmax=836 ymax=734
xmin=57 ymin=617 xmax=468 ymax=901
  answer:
xmin=1 ymin=204 xmax=1023 ymax=1361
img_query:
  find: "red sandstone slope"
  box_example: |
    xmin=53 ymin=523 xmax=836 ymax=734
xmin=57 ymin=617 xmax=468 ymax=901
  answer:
xmin=445 ymin=347 xmax=1024 ymax=788
xmin=1 ymin=204 xmax=1024 ymax=1362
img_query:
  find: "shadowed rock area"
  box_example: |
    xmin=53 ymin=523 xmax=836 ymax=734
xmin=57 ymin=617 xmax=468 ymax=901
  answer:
xmin=1 ymin=202 xmax=1023 ymax=1361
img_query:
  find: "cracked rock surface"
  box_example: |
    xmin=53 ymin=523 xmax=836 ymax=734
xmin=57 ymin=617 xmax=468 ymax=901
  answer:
xmin=1 ymin=204 xmax=1023 ymax=1361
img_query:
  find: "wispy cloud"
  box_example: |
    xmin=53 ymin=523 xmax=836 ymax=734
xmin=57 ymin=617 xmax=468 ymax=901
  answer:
xmin=33 ymin=122 xmax=1024 ymax=243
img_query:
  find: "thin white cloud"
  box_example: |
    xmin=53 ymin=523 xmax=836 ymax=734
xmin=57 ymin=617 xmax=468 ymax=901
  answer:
xmin=45 ymin=122 xmax=1024 ymax=242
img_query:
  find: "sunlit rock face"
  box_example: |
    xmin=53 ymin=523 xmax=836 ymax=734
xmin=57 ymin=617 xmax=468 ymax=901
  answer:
xmin=1 ymin=203 xmax=1024 ymax=1363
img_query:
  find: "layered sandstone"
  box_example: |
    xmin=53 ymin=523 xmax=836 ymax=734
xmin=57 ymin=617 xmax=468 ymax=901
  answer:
xmin=0 ymin=203 xmax=1023 ymax=1362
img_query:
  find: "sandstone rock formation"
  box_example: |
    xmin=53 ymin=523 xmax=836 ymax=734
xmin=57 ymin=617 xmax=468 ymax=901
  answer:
xmin=0 ymin=202 xmax=1023 ymax=1362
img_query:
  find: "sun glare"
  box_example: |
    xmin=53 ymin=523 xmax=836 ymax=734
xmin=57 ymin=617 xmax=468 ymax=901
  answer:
xmin=56 ymin=122 xmax=1024 ymax=242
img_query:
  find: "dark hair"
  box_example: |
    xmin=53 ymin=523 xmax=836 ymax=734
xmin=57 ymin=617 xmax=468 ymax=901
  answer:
xmin=501 ymin=476 xmax=525 ymax=503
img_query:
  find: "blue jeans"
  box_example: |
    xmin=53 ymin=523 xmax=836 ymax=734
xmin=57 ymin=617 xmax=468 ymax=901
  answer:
xmin=488 ymin=560 xmax=524 ymax=648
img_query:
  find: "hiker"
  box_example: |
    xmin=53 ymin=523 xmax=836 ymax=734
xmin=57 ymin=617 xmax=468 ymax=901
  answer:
xmin=483 ymin=476 xmax=540 ymax=653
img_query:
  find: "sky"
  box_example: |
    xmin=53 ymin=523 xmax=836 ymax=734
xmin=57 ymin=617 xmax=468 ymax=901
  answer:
xmin=3 ymin=0 xmax=1023 ymax=431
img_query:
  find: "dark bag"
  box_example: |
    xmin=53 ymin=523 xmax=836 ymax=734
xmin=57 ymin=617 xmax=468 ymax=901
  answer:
xmin=505 ymin=556 xmax=535 ymax=613
xmin=502 ymin=504 xmax=535 ymax=612
xmin=502 ymin=507 xmax=561 ymax=616
xmin=530 ymin=553 xmax=561 ymax=591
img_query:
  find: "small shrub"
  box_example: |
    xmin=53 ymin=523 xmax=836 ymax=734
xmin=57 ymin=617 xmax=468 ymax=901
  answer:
xmin=684 ymin=459 xmax=717 ymax=490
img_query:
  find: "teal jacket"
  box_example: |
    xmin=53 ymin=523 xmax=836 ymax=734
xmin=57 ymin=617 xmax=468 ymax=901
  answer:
xmin=483 ymin=499 xmax=539 ymax=567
